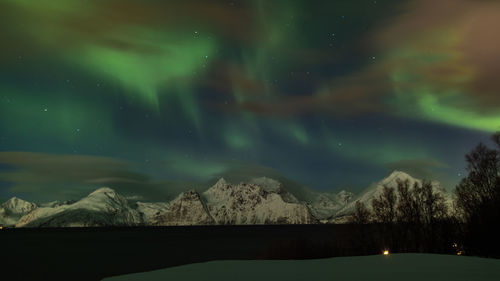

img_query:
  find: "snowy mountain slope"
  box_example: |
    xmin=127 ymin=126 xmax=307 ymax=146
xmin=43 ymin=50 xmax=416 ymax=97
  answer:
xmin=202 ymin=178 xmax=318 ymax=224
xmin=16 ymin=187 xmax=142 ymax=227
xmin=0 ymin=197 xmax=37 ymax=226
xmin=135 ymin=202 xmax=170 ymax=223
xmin=40 ymin=200 xmax=75 ymax=208
xmin=307 ymin=190 xmax=354 ymax=220
xmin=6 ymin=171 xmax=456 ymax=227
xmin=137 ymin=190 xmax=214 ymax=226
xmin=248 ymin=177 xmax=299 ymax=203
xmin=336 ymin=171 xmax=453 ymax=217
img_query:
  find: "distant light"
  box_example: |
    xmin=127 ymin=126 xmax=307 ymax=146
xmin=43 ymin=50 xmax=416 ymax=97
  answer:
xmin=383 ymin=250 xmax=389 ymax=256
xmin=457 ymin=251 xmax=463 ymax=256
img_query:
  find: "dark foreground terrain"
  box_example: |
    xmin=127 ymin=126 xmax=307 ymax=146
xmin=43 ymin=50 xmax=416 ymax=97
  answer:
xmin=0 ymin=224 xmax=457 ymax=281
xmin=104 ymin=254 xmax=500 ymax=281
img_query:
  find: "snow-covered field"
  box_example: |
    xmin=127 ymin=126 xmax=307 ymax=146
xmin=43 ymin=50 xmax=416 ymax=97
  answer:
xmin=104 ymin=254 xmax=500 ymax=281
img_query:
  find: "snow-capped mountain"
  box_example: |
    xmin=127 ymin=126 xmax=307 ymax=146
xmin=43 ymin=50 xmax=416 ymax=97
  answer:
xmin=337 ymin=190 xmax=354 ymax=205
xmin=137 ymin=190 xmax=214 ymax=226
xmin=16 ymin=187 xmax=142 ymax=227
xmin=336 ymin=171 xmax=453 ymax=217
xmin=40 ymin=200 xmax=75 ymax=208
xmin=248 ymin=177 xmax=300 ymax=203
xmin=307 ymin=190 xmax=354 ymax=220
xmin=202 ymin=178 xmax=318 ymax=224
xmin=2 ymin=171 xmax=455 ymax=227
xmin=0 ymin=197 xmax=38 ymax=226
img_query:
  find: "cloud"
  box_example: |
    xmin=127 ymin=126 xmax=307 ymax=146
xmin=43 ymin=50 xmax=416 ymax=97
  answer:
xmin=222 ymin=0 xmax=500 ymax=132
xmin=0 ymin=151 xmax=173 ymax=202
xmin=0 ymin=0 xmax=253 ymax=127
xmin=384 ymin=157 xmax=457 ymax=190
xmin=385 ymin=158 xmax=448 ymax=177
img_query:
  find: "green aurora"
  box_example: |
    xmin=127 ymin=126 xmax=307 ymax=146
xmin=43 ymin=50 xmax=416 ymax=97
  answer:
xmin=0 ymin=0 xmax=499 ymax=201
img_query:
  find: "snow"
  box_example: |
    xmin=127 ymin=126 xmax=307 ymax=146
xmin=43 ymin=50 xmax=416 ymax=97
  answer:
xmin=1 ymin=197 xmax=37 ymax=215
xmin=308 ymin=192 xmax=351 ymax=220
xmin=136 ymin=202 xmax=171 ymax=222
xmin=103 ymin=254 xmax=500 ymax=281
xmin=16 ymin=187 xmax=142 ymax=227
xmin=202 ymin=179 xmax=317 ymax=224
xmin=5 ymin=171 xmax=456 ymax=227
xmin=249 ymin=177 xmax=299 ymax=203
xmin=137 ymin=190 xmax=214 ymax=226
xmin=0 ymin=197 xmax=38 ymax=226
xmin=336 ymin=170 xmax=454 ymax=217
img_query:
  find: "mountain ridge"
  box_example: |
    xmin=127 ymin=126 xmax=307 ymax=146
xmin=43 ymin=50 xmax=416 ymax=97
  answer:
xmin=0 ymin=171 xmax=453 ymax=227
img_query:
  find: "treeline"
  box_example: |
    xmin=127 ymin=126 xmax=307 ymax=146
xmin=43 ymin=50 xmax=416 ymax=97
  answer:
xmin=348 ymin=178 xmax=456 ymax=254
xmin=348 ymin=132 xmax=500 ymax=258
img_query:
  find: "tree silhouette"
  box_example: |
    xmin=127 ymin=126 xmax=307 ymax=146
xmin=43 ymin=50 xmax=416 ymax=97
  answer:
xmin=396 ymin=179 xmax=420 ymax=224
xmin=349 ymin=201 xmax=371 ymax=224
xmin=421 ymin=180 xmax=448 ymax=224
xmin=392 ymin=178 xmax=449 ymax=252
xmin=372 ymin=186 xmax=397 ymax=223
xmin=454 ymin=132 xmax=500 ymax=256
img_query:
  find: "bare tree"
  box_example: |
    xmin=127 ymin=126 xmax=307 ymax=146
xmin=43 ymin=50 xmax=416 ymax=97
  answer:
xmin=396 ymin=179 xmax=417 ymax=223
xmin=421 ymin=180 xmax=448 ymax=224
xmin=349 ymin=201 xmax=371 ymax=224
xmin=455 ymin=136 xmax=500 ymax=222
xmin=372 ymin=186 xmax=397 ymax=223
xmin=454 ymin=132 xmax=500 ymax=255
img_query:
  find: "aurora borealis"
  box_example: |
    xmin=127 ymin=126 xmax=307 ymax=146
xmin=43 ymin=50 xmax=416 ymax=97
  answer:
xmin=0 ymin=0 xmax=499 ymax=202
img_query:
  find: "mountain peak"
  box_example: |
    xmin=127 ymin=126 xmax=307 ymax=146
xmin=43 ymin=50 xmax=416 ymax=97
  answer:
xmin=179 ymin=190 xmax=201 ymax=200
xmin=381 ymin=170 xmax=414 ymax=186
xmin=214 ymin=178 xmax=227 ymax=186
xmin=210 ymin=178 xmax=231 ymax=191
xmin=140 ymin=189 xmax=214 ymax=226
xmin=249 ymin=177 xmax=282 ymax=193
xmin=1 ymin=197 xmax=37 ymax=215
xmin=88 ymin=187 xmax=116 ymax=196
xmin=389 ymin=170 xmax=412 ymax=178
xmin=4 ymin=197 xmax=24 ymax=204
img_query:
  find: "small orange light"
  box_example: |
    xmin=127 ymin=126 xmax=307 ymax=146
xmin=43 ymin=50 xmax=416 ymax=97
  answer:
xmin=383 ymin=250 xmax=389 ymax=256
xmin=457 ymin=251 xmax=463 ymax=256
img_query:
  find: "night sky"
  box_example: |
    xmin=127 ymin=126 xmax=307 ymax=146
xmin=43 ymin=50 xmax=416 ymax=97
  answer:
xmin=0 ymin=0 xmax=499 ymax=202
